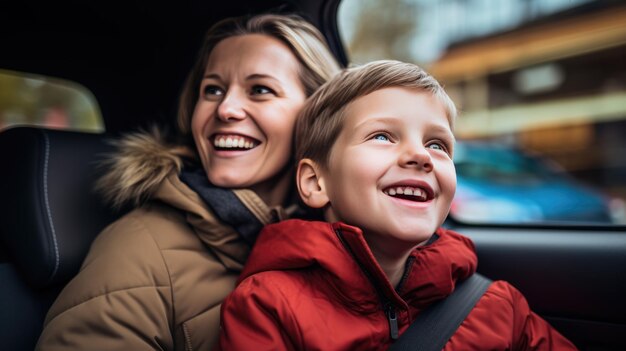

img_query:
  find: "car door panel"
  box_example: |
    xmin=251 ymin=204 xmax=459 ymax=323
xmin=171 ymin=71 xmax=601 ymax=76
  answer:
xmin=451 ymin=224 xmax=626 ymax=350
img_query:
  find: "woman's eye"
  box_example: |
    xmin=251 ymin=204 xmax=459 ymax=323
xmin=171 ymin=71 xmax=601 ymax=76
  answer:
xmin=203 ymin=85 xmax=224 ymax=98
xmin=251 ymin=85 xmax=274 ymax=95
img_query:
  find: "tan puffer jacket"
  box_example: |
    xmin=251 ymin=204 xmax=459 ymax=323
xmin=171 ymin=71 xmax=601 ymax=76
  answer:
xmin=36 ymin=131 xmax=279 ymax=350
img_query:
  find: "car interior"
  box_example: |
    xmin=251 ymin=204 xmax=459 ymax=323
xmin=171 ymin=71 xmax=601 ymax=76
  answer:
xmin=0 ymin=0 xmax=624 ymax=350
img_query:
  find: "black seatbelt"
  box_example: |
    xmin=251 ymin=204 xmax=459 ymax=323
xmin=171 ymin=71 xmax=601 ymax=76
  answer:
xmin=388 ymin=273 xmax=492 ymax=351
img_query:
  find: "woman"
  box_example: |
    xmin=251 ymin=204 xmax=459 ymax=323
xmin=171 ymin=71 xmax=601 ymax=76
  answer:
xmin=36 ymin=14 xmax=340 ymax=350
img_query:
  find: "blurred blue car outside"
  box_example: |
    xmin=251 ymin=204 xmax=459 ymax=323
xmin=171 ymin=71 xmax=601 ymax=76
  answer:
xmin=450 ymin=141 xmax=625 ymax=224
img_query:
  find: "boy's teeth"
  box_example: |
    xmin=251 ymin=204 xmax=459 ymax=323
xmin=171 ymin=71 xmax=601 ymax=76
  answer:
xmin=214 ymin=135 xmax=257 ymax=149
xmin=384 ymin=186 xmax=427 ymax=200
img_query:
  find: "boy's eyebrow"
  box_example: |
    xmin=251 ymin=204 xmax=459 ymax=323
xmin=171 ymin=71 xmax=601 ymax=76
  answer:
xmin=429 ymin=123 xmax=456 ymax=141
xmin=354 ymin=116 xmax=453 ymax=133
xmin=353 ymin=116 xmax=399 ymax=130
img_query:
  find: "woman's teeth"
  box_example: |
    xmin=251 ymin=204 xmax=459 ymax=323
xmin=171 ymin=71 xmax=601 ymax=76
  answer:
xmin=383 ymin=186 xmax=427 ymax=201
xmin=213 ymin=135 xmax=257 ymax=149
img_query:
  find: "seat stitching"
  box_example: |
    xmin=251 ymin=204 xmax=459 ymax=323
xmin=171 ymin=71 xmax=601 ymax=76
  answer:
xmin=42 ymin=132 xmax=60 ymax=282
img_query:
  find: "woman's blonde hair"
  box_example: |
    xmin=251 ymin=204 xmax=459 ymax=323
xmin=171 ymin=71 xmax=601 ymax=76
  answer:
xmin=295 ymin=60 xmax=457 ymax=168
xmin=177 ymin=13 xmax=341 ymax=141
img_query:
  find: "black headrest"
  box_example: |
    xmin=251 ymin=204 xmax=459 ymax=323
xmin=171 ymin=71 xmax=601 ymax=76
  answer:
xmin=0 ymin=127 xmax=121 ymax=289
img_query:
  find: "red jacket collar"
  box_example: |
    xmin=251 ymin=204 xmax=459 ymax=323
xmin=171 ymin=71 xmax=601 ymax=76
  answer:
xmin=240 ymin=219 xmax=477 ymax=313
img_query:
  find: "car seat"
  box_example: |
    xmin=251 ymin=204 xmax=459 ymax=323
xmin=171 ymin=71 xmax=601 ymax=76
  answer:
xmin=0 ymin=127 xmax=123 ymax=351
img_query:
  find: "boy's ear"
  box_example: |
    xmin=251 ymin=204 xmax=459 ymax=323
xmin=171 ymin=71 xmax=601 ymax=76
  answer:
xmin=296 ymin=158 xmax=330 ymax=209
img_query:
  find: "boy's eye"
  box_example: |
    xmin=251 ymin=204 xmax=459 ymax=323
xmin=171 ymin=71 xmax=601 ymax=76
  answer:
xmin=251 ymin=85 xmax=274 ymax=95
xmin=372 ymin=133 xmax=391 ymax=142
xmin=203 ymin=85 xmax=224 ymax=98
xmin=428 ymin=143 xmax=443 ymax=151
xmin=427 ymin=141 xmax=450 ymax=154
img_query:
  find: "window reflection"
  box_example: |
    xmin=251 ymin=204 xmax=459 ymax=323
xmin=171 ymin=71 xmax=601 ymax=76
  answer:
xmin=0 ymin=69 xmax=103 ymax=132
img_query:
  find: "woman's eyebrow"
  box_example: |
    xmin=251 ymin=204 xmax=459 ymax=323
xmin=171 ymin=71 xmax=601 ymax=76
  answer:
xmin=202 ymin=73 xmax=222 ymax=81
xmin=246 ymin=73 xmax=281 ymax=83
xmin=201 ymin=73 xmax=281 ymax=84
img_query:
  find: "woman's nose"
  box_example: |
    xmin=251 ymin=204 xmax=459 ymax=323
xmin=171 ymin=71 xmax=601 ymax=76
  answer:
xmin=216 ymin=90 xmax=247 ymax=122
xmin=398 ymin=144 xmax=433 ymax=172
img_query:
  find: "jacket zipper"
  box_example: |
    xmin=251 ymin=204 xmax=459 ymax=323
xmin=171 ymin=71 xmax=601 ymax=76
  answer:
xmin=385 ymin=302 xmax=399 ymax=339
xmin=384 ymin=256 xmax=414 ymax=340
xmin=335 ymin=228 xmax=401 ymax=340
xmin=395 ymin=256 xmax=416 ymax=293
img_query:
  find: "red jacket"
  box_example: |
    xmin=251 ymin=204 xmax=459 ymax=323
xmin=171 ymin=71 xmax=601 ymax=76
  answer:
xmin=218 ymin=219 xmax=577 ymax=351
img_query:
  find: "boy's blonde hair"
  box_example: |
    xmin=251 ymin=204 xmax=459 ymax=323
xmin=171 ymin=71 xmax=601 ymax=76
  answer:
xmin=177 ymin=13 xmax=341 ymax=139
xmin=295 ymin=60 xmax=457 ymax=168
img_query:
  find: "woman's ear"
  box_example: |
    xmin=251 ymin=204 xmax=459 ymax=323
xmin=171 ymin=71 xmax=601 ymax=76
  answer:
xmin=296 ymin=158 xmax=330 ymax=209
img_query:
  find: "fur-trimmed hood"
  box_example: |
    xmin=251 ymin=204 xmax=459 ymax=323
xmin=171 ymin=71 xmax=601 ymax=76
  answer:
xmin=96 ymin=129 xmax=195 ymax=209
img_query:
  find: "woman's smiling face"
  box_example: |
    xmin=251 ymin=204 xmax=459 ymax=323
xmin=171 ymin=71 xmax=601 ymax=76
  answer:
xmin=191 ymin=34 xmax=307 ymax=202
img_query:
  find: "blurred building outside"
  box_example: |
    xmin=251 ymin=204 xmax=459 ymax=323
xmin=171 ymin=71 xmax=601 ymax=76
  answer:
xmin=340 ymin=0 xmax=626 ymax=221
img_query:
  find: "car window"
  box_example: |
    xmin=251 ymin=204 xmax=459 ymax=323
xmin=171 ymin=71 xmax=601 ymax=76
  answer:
xmin=338 ymin=0 xmax=626 ymax=225
xmin=0 ymin=69 xmax=103 ymax=132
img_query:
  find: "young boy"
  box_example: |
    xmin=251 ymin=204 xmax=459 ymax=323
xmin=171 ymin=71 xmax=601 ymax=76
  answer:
xmin=217 ymin=60 xmax=577 ymax=350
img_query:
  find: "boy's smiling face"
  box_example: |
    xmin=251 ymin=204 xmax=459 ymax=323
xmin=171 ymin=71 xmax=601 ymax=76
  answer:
xmin=306 ymin=87 xmax=456 ymax=258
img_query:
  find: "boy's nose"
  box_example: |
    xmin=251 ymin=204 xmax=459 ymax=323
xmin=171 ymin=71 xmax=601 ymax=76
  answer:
xmin=216 ymin=90 xmax=247 ymax=122
xmin=399 ymin=145 xmax=433 ymax=172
